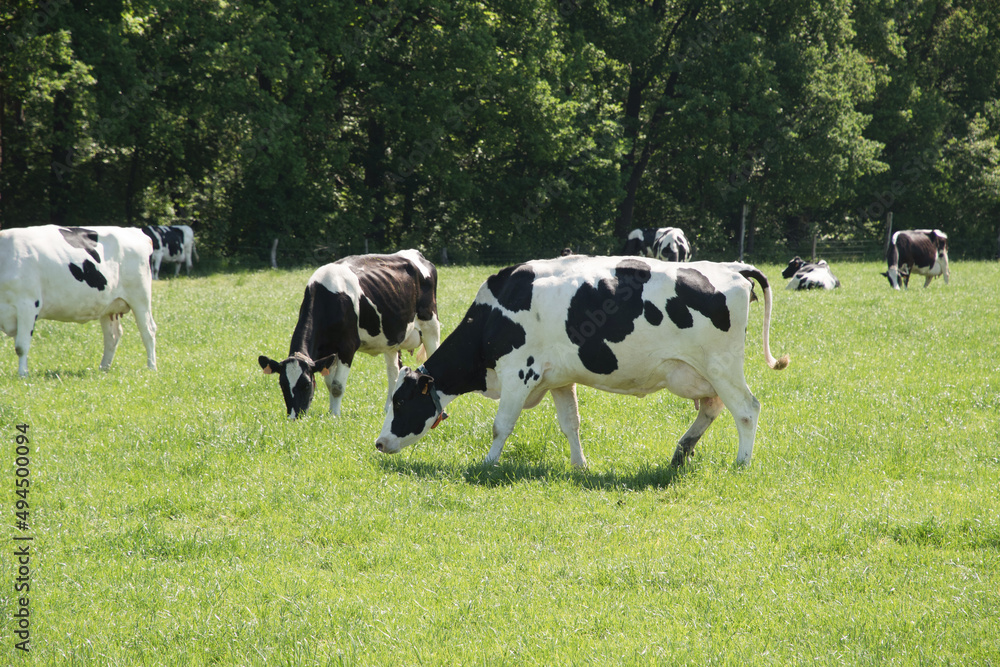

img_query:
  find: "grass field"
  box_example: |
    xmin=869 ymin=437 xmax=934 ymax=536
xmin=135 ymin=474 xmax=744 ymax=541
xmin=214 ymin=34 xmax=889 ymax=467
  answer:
xmin=1 ymin=260 xmax=998 ymax=665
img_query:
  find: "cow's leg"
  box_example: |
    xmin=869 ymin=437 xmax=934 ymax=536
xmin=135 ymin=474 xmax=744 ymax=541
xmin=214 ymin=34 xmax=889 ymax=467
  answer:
xmin=151 ymin=256 xmax=161 ymax=281
xmin=484 ymin=390 xmax=529 ymax=466
xmin=710 ymin=378 xmax=762 ymax=465
xmin=131 ymin=305 xmax=157 ymax=370
xmin=670 ymin=396 xmax=725 ymax=466
xmin=923 ymin=275 xmax=934 ymax=288
xmin=13 ymin=300 xmax=39 ymax=377
xmin=550 ymin=384 xmax=587 ymax=468
xmin=383 ymin=351 xmax=401 ymax=413
xmin=174 ymin=262 xmax=182 ymax=278
xmin=99 ymin=314 xmax=124 ymax=370
xmin=324 ymin=361 xmax=351 ymax=417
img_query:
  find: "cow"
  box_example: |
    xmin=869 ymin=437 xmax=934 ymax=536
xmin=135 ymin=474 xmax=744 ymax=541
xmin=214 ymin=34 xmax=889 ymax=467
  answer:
xmin=258 ymin=250 xmax=441 ymax=420
xmin=622 ymin=227 xmax=692 ymax=261
xmin=141 ymin=225 xmax=198 ymax=279
xmin=375 ymin=256 xmax=789 ymax=468
xmin=781 ymin=256 xmax=840 ymax=290
xmin=0 ymin=225 xmax=157 ymax=376
xmin=883 ymin=229 xmax=950 ymax=289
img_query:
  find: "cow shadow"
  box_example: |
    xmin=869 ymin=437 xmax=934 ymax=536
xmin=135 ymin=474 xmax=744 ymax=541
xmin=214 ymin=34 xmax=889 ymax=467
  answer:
xmin=375 ymin=456 xmax=698 ymax=491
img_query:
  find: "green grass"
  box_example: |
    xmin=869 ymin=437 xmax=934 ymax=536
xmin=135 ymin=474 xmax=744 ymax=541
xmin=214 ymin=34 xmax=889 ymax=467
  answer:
xmin=1 ymin=261 xmax=998 ymax=665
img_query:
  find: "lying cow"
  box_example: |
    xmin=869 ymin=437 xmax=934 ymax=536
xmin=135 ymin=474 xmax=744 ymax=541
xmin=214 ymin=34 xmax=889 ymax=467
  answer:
xmin=141 ymin=224 xmax=198 ymax=279
xmin=782 ymin=256 xmax=840 ymax=290
xmin=0 ymin=225 xmax=157 ymax=376
xmin=375 ymin=256 xmax=789 ymax=467
xmin=258 ymin=250 xmax=441 ymax=419
xmin=883 ymin=229 xmax=950 ymax=289
xmin=622 ymin=227 xmax=692 ymax=261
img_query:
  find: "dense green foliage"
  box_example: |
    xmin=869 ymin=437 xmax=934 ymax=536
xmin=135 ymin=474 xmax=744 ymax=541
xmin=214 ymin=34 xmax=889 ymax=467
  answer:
xmin=1 ymin=262 xmax=997 ymax=664
xmin=2 ymin=1 xmax=999 ymax=261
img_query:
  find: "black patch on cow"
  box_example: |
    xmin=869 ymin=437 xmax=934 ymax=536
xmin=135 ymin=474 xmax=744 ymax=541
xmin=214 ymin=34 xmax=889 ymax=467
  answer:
xmin=486 ymin=263 xmax=534 ymax=312
xmin=665 ymin=268 xmax=730 ymax=332
xmin=526 ymin=356 xmax=534 ymax=366
xmin=643 ymin=301 xmax=663 ymax=326
xmin=289 ymin=283 xmax=361 ymax=370
xmin=416 ymin=300 xmax=527 ymax=401
xmin=358 ymin=294 xmax=381 ymax=339
xmin=161 ymin=227 xmax=184 ymax=257
xmin=519 ymin=367 xmax=540 ymax=385
xmin=141 ymin=226 xmax=162 ymax=251
xmin=565 ymin=259 xmax=651 ymax=375
xmin=68 ymin=259 xmax=108 ymax=291
xmin=59 ymin=227 xmax=101 ymax=262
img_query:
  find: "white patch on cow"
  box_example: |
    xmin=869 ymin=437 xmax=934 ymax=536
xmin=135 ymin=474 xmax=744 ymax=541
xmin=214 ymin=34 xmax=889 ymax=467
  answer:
xmin=395 ymin=249 xmax=434 ymax=280
xmin=285 ymin=360 xmax=306 ymax=397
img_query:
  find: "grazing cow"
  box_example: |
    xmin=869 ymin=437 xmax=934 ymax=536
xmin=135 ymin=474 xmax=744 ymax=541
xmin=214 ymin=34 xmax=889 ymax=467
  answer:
xmin=141 ymin=225 xmax=198 ymax=279
xmin=781 ymin=256 xmax=841 ymax=290
xmin=883 ymin=229 xmax=950 ymax=289
xmin=622 ymin=227 xmax=692 ymax=261
xmin=375 ymin=256 xmax=789 ymax=467
xmin=0 ymin=225 xmax=157 ymax=376
xmin=258 ymin=250 xmax=441 ymax=419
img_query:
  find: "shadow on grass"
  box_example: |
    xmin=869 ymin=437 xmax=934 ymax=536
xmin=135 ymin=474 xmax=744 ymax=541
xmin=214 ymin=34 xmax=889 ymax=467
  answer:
xmin=375 ymin=455 xmax=698 ymax=491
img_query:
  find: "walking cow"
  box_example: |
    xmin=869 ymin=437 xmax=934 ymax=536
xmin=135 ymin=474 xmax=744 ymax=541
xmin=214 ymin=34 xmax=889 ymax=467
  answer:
xmin=258 ymin=250 xmax=441 ymax=419
xmin=0 ymin=225 xmax=157 ymax=376
xmin=141 ymin=225 xmax=198 ymax=279
xmin=375 ymin=255 xmax=789 ymax=467
xmin=883 ymin=229 xmax=950 ymax=289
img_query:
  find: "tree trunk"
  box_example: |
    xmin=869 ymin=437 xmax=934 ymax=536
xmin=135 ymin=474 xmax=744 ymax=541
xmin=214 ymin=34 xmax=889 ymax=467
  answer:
xmin=364 ymin=116 xmax=388 ymax=248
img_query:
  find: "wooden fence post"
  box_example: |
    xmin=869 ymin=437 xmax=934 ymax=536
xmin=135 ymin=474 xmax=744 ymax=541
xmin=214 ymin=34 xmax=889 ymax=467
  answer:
xmin=270 ymin=238 xmax=279 ymax=269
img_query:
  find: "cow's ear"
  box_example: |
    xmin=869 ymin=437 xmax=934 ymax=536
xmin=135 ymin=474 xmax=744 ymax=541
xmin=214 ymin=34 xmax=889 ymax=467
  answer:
xmin=312 ymin=353 xmax=338 ymax=377
xmin=259 ymin=356 xmax=281 ymax=375
xmin=417 ymin=373 xmax=434 ymax=395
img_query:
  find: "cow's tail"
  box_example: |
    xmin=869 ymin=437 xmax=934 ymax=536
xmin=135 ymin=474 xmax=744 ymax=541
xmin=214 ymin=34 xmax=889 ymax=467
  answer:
xmin=737 ymin=267 xmax=790 ymax=371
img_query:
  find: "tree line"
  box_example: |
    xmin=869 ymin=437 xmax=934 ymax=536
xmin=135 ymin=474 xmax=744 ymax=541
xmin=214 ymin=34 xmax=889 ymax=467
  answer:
xmin=2 ymin=0 xmax=999 ymax=264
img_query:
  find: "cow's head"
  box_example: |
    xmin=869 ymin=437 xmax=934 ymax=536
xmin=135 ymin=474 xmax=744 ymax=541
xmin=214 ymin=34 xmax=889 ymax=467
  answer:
xmin=782 ymin=256 xmax=806 ymax=279
xmin=375 ymin=366 xmax=447 ymax=454
xmin=258 ymin=352 xmax=337 ymax=419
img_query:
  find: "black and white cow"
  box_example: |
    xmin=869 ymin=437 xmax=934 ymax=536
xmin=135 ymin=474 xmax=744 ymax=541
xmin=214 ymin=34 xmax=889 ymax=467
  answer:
xmin=258 ymin=250 xmax=441 ymax=419
xmin=622 ymin=227 xmax=692 ymax=261
xmin=781 ymin=256 xmax=840 ymax=290
xmin=883 ymin=229 xmax=950 ymax=289
xmin=0 ymin=225 xmax=157 ymax=376
xmin=141 ymin=225 xmax=198 ymax=279
xmin=375 ymin=256 xmax=789 ymax=467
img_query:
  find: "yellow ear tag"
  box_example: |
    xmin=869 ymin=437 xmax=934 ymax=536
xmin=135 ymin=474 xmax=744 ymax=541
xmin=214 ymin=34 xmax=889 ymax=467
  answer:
xmin=320 ymin=367 xmax=331 ymax=377
xmin=262 ymin=367 xmax=273 ymax=375
xmin=422 ymin=384 xmax=429 ymax=395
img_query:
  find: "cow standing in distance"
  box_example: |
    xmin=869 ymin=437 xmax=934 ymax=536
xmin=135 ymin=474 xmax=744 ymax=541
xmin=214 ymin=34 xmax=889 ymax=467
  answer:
xmin=141 ymin=225 xmax=198 ymax=279
xmin=883 ymin=229 xmax=950 ymax=289
xmin=622 ymin=227 xmax=693 ymax=262
xmin=375 ymin=255 xmax=789 ymax=468
xmin=258 ymin=250 xmax=441 ymax=419
xmin=0 ymin=225 xmax=157 ymax=376
xmin=782 ymin=256 xmax=841 ymax=290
